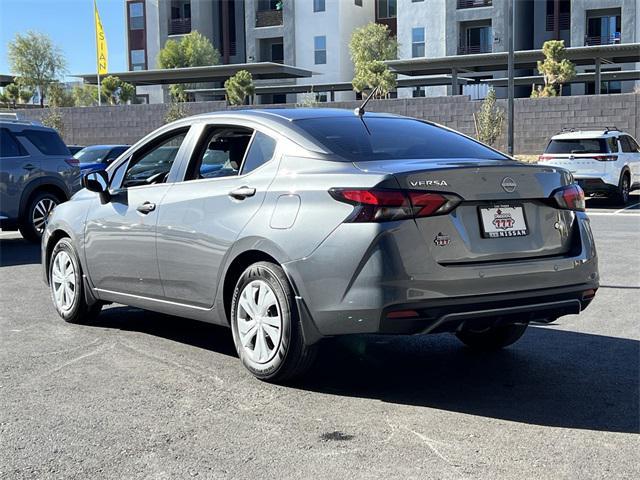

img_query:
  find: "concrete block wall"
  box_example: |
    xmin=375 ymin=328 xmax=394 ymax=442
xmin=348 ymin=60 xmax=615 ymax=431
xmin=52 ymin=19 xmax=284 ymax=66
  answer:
xmin=12 ymin=94 xmax=638 ymax=154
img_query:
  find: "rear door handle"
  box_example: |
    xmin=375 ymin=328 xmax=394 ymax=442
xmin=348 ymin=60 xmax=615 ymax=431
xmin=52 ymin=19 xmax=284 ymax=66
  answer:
xmin=136 ymin=202 xmax=156 ymax=214
xmin=23 ymin=164 xmax=36 ymax=171
xmin=229 ymin=186 xmax=256 ymax=200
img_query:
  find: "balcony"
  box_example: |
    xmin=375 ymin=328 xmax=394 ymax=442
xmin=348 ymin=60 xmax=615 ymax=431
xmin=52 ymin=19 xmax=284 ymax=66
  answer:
xmin=168 ymin=17 xmax=191 ymax=36
xmin=256 ymin=9 xmax=283 ymax=28
xmin=457 ymin=0 xmax=492 ymax=9
xmin=458 ymin=43 xmax=492 ymax=55
xmin=545 ymin=12 xmax=570 ymax=31
xmin=585 ymin=33 xmax=621 ymax=46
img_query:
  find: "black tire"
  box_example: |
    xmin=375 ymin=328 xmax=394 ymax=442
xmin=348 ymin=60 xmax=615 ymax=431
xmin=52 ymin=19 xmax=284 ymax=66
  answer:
xmin=614 ymin=173 xmax=630 ymax=206
xmin=230 ymin=261 xmax=316 ymax=383
xmin=19 ymin=191 xmax=61 ymax=243
xmin=456 ymin=323 xmax=528 ymax=351
xmin=49 ymin=238 xmax=102 ymax=324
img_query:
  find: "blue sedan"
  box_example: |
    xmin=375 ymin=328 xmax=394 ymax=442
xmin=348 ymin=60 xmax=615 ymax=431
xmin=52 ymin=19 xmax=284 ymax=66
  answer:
xmin=74 ymin=145 xmax=130 ymax=173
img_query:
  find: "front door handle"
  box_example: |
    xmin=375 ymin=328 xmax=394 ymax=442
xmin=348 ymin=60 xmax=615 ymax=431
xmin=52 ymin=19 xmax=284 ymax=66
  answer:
xmin=229 ymin=186 xmax=256 ymax=200
xmin=23 ymin=163 xmax=36 ymax=171
xmin=136 ymin=202 xmax=156 ymax=214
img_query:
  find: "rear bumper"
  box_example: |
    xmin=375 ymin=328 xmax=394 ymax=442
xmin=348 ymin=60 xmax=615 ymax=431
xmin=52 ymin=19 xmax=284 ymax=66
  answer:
xmin=575 ymin=177 xmax=618 ymax=196
xmin=284 ymin=212 xmax=598 ymax=340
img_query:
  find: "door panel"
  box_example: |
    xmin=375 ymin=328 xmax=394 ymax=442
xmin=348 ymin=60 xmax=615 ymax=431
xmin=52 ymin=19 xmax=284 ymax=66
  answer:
xmin=84 ymin=185 xmax=171 ymax=297
xmin=156 ymin=129 xmax=279 ymax=307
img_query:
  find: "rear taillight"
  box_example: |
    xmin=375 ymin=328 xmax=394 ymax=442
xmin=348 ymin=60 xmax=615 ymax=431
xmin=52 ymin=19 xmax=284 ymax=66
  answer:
xmin=552 ymin=184 xmax=585 ymax=212
xmin=592 ymin=155 xmax=617 ymax=162
xmin=538 ymin=155 xmax=553 ymax=162
xmin=329 ymin=188 xmax=462 ymax=222
xmin=65 ymin=158 xmax=79 ymax=167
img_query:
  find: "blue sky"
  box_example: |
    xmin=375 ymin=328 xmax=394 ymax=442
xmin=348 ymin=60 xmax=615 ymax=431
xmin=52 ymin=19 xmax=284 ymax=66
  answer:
xmin=0 ymin=0 xmax=127 ymax=81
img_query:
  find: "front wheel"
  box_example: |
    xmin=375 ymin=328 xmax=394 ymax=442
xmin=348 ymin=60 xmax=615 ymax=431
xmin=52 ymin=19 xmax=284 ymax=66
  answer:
xmin=456 ymin=323 xmax=528 ymax=351
xmin=49 ymin=238 xmax=102 ymax=324
xmin=230 ymin=261 xmax=316 ymax=383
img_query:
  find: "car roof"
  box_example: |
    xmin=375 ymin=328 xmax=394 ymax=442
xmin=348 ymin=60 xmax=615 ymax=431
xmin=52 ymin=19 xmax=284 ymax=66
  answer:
xmin=0 ymin=119 xmax=54 ymax=131
xmin=190 ymin=108 xmax=403 ymax=124
xmin=551 ymin=130 xmax=625 ymax=140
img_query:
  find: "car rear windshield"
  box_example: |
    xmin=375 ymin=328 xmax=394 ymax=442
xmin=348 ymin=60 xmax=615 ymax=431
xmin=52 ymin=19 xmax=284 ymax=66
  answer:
xmin=20 ymin=129 xmax=70 ymax=156
xmin=294 ymin=117 xmax=508 ymax=161
xmin=545 ymin=138 xmax=610 ymax=154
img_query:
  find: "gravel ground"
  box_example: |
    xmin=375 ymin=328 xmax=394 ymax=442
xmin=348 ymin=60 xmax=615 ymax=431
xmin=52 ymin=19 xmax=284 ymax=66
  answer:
xmin=1 ymin=205 xmax=638 ymax=480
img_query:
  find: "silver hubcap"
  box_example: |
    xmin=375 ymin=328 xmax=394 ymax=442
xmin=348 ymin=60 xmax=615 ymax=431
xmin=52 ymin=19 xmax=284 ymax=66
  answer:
xmin=32 ymin=198 xmax=57 ymax=234
xmin=237 ymin=280 xmax=282 ymax=364
xmin=51 ymin=251 xmax=76 ymax=312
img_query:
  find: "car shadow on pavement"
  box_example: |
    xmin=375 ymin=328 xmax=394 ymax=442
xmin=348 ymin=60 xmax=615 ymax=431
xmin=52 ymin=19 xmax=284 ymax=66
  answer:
xmin=296 ymin=327 xmax=640 ymax=434
xmin=0 ymin=237 xmax=40 ymax=267
xmin=85 ymin=305 xmax=238 ymax=358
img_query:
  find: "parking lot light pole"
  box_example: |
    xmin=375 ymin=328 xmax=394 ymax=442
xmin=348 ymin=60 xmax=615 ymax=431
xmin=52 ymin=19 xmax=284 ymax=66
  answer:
xmin=507 ymin=0 xmax=515 ymax=156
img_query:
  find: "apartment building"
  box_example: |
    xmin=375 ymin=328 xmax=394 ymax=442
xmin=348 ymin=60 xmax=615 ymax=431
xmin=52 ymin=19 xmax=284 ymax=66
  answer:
xmin=125 ymin=0 xmax=246 ymax=103
xmin=395 ymin=0 xmax=638 ymax=99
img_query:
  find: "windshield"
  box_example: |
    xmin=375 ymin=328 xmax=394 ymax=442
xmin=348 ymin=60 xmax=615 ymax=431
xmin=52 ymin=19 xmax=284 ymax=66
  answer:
xmin=545 ymin=139 xmax=609 ymax=154
xmin=294 ymin=117 xmax=508 ymax=162
xmin=74 ymin=147 xmax=111 ymax=163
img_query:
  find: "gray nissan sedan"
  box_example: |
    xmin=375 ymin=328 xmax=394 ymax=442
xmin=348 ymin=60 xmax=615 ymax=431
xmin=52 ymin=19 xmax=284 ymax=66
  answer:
xmin=42 ymin=109 xmax=599 ymax=382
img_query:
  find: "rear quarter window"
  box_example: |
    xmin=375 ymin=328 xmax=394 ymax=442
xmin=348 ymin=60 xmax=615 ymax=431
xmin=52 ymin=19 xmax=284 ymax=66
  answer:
xmin=545 ymin=138 xmax=609 ymax=154
xmin=19 ymin=129 xmax=70 ymax=156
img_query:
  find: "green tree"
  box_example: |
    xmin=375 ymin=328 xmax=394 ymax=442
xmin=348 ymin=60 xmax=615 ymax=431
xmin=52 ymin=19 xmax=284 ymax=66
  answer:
xmin=72 ymin=84 xmax=100 ymax=107
xmin=474 ymin=88 xmax=504 ymax=147
xmin=164 ymin=100 xmax=189 ymax=123
xmin=157 ymin=31 xmax=220 ymax=102
xmin=41 ymin=107 xmax=65 ymax=138
xmin=7 ymin=31 xmax=67 ymax=107
xmin=349 ymin=22 xmax=398 ymax=97
xmin=47 ymin=82 xmax=74 ymax=107
xmin=2 ymin=83 xmax=34 ymax=107
xmin=99 ymin=76 xmax=136 ymax=105
xmin=531 ymin=40 xmax=575 ymax=98
xmin=224 ymin=70 xmax=255 ymax=106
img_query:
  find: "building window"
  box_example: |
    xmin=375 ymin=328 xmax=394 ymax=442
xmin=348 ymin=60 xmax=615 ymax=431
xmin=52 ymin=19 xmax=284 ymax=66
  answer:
xmin=314 ymin=36 xmax=326 ymax=64
xmin=586 ymin=12 xmax=621 ymax=45
xmin=128 ymin=1 xmax=144 ymax=30
xmin=412 ymin=0 xmax=424 ymax=2
xmin=412 ymin=87 xmax=426 ymax=97
xmin=130 ymin=49 xmax=146 ymax=70
xmin=412 ymin=27 xmax=425 ymax=57
xmin=313 ymin=0 xmax=325 ymax=12
xmin=355 ymin=0 xmax=363 ymax=6
xmin=460 ymin=24 xmax=492 ymax=54
xmin=377 ymin=0 xmax=396 ymax=19
xmin=545 ymin=0 xmax=570 ymax=32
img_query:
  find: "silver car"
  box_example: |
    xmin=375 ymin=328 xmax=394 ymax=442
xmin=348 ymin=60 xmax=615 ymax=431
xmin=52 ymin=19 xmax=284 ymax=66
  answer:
xmin=42 ymin=109 xmax=599 ymax=382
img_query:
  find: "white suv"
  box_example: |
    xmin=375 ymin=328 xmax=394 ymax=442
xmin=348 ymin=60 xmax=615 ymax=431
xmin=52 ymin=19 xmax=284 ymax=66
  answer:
xmin=538 ymin=128 xmax=640 ymax=205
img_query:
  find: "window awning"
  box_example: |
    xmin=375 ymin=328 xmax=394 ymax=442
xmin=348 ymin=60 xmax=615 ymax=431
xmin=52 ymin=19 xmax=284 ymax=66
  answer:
xmin=484 ymin=69 xmax=640 ymax=87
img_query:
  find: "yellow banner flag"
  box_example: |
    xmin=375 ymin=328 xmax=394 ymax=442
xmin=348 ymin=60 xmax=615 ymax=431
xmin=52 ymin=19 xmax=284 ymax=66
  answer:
xmin=94 ymin=0 xmax=108 ymax=75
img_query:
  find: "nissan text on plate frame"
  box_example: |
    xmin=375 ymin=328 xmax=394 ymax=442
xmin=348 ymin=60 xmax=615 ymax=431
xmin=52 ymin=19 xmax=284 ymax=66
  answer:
xmin=41 ymin=109 xmax=599 ymax=382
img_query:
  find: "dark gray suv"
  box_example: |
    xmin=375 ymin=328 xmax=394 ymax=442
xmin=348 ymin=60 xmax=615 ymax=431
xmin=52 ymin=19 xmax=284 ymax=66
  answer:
xmin=0 ymin=120 xmax=81 ymax=241
xmin=42 ymin=109 xmax=599 ymax=382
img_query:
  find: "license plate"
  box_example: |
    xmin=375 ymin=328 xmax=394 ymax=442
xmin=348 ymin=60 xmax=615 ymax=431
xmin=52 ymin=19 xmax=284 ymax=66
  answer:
xmin=479 ymin=205 xmax=528 ymax=238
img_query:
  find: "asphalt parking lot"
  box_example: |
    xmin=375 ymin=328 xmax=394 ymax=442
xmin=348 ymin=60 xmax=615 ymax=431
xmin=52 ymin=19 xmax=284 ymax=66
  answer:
xmin=1 ymin=196 xmax=638 ymax=480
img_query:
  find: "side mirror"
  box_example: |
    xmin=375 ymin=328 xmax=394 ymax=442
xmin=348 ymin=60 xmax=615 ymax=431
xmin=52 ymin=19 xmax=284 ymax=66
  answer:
xmin=82 ymin=170 xmax=111 ymax=203
xmin=83 ymin=169 xmax=109 ymax=193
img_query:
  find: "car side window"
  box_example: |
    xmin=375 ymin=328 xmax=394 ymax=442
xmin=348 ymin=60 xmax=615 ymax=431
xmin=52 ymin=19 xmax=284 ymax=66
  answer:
xmin=186 ymin=126 xmax=253 ymax=180
xmin=627 ymin=136 xmax=640 ymax=152
xmin=607 ymin=137 xmax=619 ymax=153
xmin=121 ymin=129 xmax=188 ymax=188
xmin=0 ymin=128 xmax=28 ymax=157
xmin=18 ymin=129 xmax=69 ymax=156
xmin=620 ymin=136 xmax=635 ymax=153
xmin=105 ymin=146 xmax=128 ymax=164
xmin=241 ymin=131 xmax=277 ymax=175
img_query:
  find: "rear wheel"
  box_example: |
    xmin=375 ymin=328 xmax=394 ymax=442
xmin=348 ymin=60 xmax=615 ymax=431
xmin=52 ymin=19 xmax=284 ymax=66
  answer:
xmin=230 ymin=261 xmax=316 ymax=383
xmin=614 ymin=173 xmax=630 ymax=205
xmin=456 ymin=323 xmax=528 ymax=351
xmin=19 ymin=191 xmax=60 ymax=242
xmin=49 ymin=238 xmax=102 ymax=324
